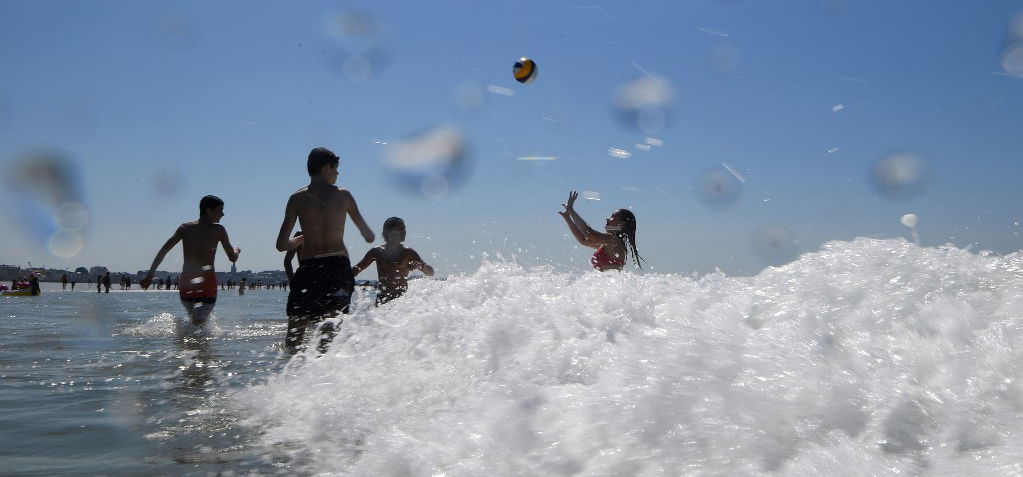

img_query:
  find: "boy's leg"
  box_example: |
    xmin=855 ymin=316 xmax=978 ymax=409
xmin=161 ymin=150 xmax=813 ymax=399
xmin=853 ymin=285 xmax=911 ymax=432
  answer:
xmin=285 ymin=314 xmax=309 ymax=351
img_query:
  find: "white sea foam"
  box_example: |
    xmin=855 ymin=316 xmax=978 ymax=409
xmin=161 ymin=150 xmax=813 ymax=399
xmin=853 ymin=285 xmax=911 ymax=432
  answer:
xmin=234 ymin=238 xmax=1023 ymax=475
xmin=119 ymin=312 xmax=223 ymax=338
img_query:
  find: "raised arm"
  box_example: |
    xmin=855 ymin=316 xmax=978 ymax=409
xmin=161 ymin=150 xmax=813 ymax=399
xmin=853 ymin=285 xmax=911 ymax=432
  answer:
xmin=276 ymin=195 xmax=303 ymax=252
xmin=559 ymin=191 xmax=600 ymax=248
xmin=408 ymin=250 xmax=434 ymax=277
xmin=142 ymin=226 xmax=183 ymax=288
xmin=220 ymin=226 xmax=240 ymax=263
xmin=345 ymin=191 xmax=375 ymax=243
xmin=351 ymin=248 xmax=377 ymax=277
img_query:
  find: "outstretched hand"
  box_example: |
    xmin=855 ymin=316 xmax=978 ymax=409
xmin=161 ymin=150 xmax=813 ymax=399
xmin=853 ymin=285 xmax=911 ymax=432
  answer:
xmin=561 ymin=190 xmax=579 ymax=214
xmin=141 ymin=274 xmax=153 ymax=289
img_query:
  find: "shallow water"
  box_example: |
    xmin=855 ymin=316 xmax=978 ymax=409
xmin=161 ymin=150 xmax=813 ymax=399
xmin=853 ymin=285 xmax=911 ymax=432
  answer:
xmin=5 ymin=239 xmax=1023 ymax=475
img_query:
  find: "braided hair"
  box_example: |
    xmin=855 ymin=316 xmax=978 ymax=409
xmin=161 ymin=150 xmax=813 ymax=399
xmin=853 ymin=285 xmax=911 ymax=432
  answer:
xmin=613 ymin=209 xmax=646 ymax=269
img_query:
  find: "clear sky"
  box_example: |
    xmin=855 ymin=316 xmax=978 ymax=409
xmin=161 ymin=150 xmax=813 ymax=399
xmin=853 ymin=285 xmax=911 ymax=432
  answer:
xmin=2 ymin=0 xmax=1022 ymax=276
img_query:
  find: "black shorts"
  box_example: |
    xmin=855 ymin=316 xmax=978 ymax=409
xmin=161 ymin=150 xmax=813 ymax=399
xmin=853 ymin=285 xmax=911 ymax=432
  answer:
xmin=286 ymin=255 xmax=355 ymax=318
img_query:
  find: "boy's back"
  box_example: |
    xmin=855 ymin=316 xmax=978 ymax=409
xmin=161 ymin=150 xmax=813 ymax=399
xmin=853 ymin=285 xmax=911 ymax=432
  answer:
xmin=285 ymin=185 xmax=357 ymax=260
xmin=178 ymin=220 xmax=230 ymax=273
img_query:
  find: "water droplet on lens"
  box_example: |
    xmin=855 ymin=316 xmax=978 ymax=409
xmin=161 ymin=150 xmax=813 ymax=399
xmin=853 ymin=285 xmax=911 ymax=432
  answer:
xmin=707 ymin=44 xmax=740 ymax=74
xmin=4 ymin=151 xmax=90 ymax=258
xmin=342 ymin=54 xmax=372 ymax=82
xmin=608 ymin=148 xmax=631 ymax=159
xmin=871 ymin=152 xmax=928 ymax=200
xmin=752 ymin=225 xmax=799 ymax=265
xmin=151 ymin=168 xmax=185 ymax=197
xmin=382 ymin=125 xmax=471 ymax=199
xmin=613 ymin=75 xmax=675 ymax=134
xmin=48 ymin=230 xmax=84 ymax=258
xmin=900 ymin=214 xmax=918 ymax=228
xmin=1000 ymin=45 xmax=1023 ymax=78
xmin=696 ymin=165 xmax=742 ymax=208
xmin=190 ymin=277 xmax=204 ymax=285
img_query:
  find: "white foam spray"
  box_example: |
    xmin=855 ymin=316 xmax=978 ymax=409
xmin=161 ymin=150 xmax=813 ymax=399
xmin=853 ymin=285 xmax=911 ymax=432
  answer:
xmin=234 ymin=239 xmax=1023 ymax=475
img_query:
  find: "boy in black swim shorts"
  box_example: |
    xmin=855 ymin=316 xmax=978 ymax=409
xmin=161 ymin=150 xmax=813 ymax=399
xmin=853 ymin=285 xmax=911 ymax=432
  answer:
xmin=276 ymin=147 xmax=375 ymax=352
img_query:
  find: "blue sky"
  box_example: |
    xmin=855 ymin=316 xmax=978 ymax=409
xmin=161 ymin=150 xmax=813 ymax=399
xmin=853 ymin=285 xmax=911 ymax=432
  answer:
xmin=2 ymin=0 xmax=1022 ymax=276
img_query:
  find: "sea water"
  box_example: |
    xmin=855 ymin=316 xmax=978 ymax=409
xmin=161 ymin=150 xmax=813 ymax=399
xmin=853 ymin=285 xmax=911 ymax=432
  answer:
xmin=4 ymin=238 xmax=1023 ymax=476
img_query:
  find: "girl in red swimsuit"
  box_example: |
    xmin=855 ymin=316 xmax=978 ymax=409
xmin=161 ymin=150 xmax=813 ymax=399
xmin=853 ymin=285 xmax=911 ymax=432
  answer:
xmin=558 ymin=190 xmax=645 ymax=271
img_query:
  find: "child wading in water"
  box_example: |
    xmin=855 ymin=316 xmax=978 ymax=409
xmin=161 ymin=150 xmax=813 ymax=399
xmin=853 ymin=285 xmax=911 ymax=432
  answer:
xmin=352 ymin=217 xmax=435 ymax=304
xmin=558 ymin=190 xmax=644 ymax=271
xmin=141 ymin=195 xmax=241 ymax=325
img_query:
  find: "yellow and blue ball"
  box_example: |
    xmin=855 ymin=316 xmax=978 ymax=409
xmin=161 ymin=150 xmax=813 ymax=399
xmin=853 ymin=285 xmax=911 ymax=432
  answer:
xmin=513 ymin=57 xmax=537 ymax=84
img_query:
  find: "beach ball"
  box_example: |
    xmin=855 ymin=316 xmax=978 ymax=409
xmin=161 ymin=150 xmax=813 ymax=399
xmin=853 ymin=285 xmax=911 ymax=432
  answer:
xmin=513 ymin=57 xmax=537 ymax=83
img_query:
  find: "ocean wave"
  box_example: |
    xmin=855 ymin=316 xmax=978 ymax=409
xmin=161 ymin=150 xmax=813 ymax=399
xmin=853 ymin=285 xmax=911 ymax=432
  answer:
xmin=234 ymin=238 xmax=1023 ymax=475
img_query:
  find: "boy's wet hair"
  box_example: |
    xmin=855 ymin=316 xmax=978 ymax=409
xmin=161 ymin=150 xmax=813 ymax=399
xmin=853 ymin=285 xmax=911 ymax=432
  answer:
xmin=199 ymin=195 xmax=224 ymax=216
xmin=383 ymin=216 xmax=405 ymax=232
xmin=307 ymin=147 xmax=340 ymax=176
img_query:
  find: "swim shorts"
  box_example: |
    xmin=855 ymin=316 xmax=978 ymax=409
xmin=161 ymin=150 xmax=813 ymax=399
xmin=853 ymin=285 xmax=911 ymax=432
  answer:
xmin=287 ymin=255 xmax=355 ymax=318
xmin=180 ymin=271 xmax=217 ymax=325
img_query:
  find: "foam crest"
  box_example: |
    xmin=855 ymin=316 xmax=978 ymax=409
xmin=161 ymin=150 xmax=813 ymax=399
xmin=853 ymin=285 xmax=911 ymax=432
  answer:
xmin=235 ymin=239 xmax=1023 ymax=475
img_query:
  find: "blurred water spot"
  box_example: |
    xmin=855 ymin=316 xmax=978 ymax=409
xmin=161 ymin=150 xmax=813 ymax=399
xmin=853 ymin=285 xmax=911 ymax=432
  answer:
xmin=4 ymin=151 xmax=89 ymax=258
xmin=328 ymin=10 xmax=377 ymax=40
xmin=48 ymin=230 xmax=85 ymax=258
xmin=608 ymin=148 xmax=631 ymax=159
xmin=707 ymin=44 xmax=740 ymax=75
xmin=455 ymin=80 xmax=485 ymax=111
xmin=151 ymin=168 xmax=185 ymax=197
xmin=696 ymin=164 xmax=742 ymax=208
xmin=901 ymin=213 xmax=919 ymax=244
xmin=827 ymin=147 xmax=839 ymax=154
xmin=190 ymin=277 xmax=204 ymax=285
xmin=752 ymin=224 xmax=799 ymax=265
xmin=832 ymin=103 xmax=846 ymax=112
xmin=342 ymin=54 xmax=373 ymax=82
xmin=1000 ymin=45 xmax=1023 ymax=78
xmin=324 ymin=10 xmax=389 ymax=82
xmin=487 ymin=85 xmax=515 ymax=97
xmin=516 ymin=156 xmax=557 ymax=161
xmin=871 ymin=152 xmax=928 ymax=200
xmin=635 ymin=143 xmax=652 ymax=151
xmin=613 ymin=74 xmax=675 ymax=134
xmin=581 ymin=191 xmax=601 ymax=201
xmin=645 ymin=137 xmax=663 ymax=147
xmin=382 ymin=125 xmax=471 ymax=199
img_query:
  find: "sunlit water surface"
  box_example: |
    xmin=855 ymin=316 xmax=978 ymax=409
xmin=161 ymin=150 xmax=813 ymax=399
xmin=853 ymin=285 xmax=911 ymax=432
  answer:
xmin=4 ymin=238 xmax=1023 ymax=476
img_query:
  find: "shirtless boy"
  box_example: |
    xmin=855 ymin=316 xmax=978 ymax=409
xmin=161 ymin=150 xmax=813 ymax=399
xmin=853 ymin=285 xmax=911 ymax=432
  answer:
xmin=142 ymin=195 xmax=240 ymax=325
xmin=353 ymin=217 xmax=435 ymax=304
xmin=276 ymin=147 xmax=374 ymax=351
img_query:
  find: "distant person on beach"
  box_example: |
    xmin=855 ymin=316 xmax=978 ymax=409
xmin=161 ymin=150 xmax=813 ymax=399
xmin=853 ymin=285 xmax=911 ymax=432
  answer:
xmin=102 ymin=272 xmax=111 ymax=293
xmin=352 ymin=217 xmax=435 ymax=305
xmin=96 ymin=275 xmax=101 ymax=293
xmin=239 ymin=277 xmax=246 ymax=295
xmin=275 ymin=146 xmax=374 ymax=352
xmin=29 ymin=274 xmax=40 ymax=296
xmin=70 ymin=277 xmax=76 ymax=290
xmin=558 ymin=190 xmax=645 ymax=271
xmin=141 ymin=195 xmax=241 ymax=326
xmin=61 ymin=273 xmax=68 ymax=290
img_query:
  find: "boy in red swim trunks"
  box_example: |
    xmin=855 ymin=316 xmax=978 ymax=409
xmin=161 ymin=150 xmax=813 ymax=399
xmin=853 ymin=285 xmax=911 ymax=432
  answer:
xmin=142 ymin=195 xmax=241 ymax=325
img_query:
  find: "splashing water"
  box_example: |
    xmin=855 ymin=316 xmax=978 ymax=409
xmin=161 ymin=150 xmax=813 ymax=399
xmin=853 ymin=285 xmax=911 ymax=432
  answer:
xmin=233 ymin=238 xmax=1023 ymax=475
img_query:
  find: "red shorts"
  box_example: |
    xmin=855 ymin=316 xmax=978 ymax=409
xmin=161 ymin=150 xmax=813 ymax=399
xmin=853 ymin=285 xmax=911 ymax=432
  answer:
xmin=179 ymin=271 xmax=217 ymax=304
